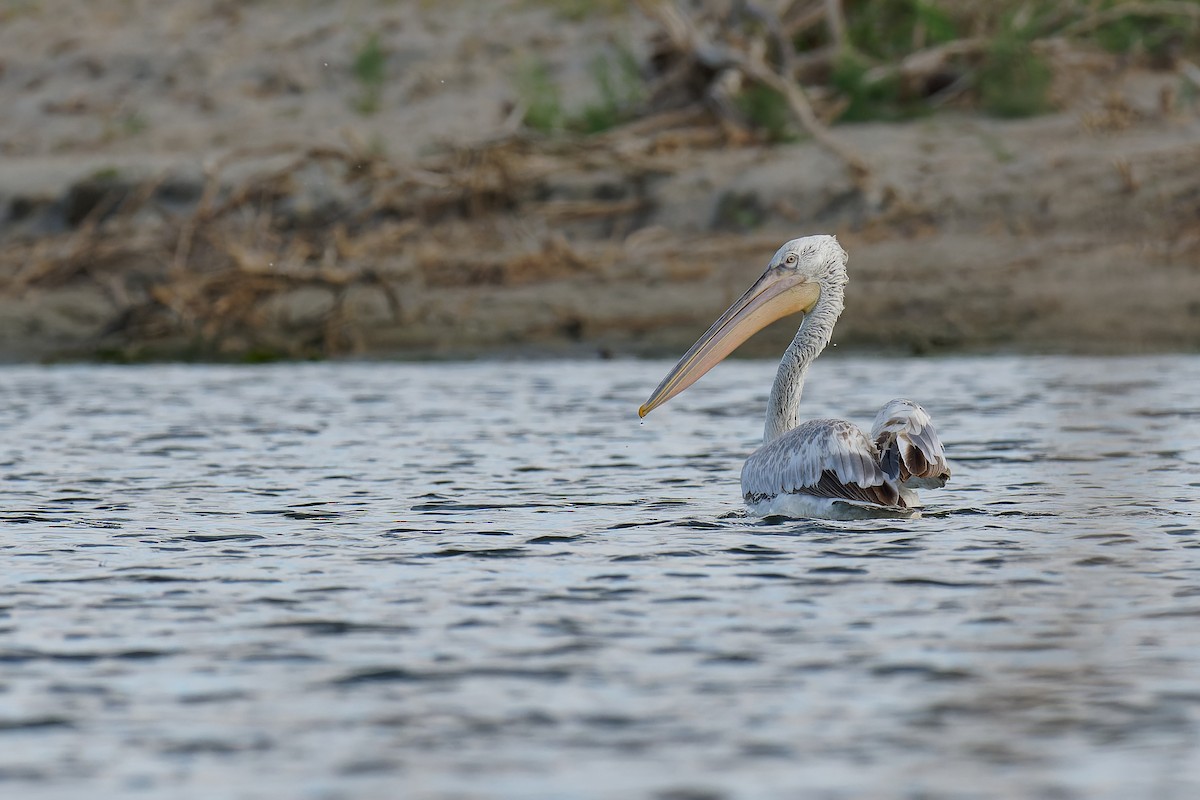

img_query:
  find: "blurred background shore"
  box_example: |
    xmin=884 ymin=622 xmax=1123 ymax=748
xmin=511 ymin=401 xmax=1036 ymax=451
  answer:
xmin=1 ymin=0 xmax=1198 ymax=362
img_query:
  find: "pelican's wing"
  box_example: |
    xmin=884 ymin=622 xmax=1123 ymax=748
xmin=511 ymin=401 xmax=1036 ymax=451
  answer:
xmin=870 ymin=399 xmax=950 ymax=489
xmin=742 ymin=419 xmax=902 ymax=507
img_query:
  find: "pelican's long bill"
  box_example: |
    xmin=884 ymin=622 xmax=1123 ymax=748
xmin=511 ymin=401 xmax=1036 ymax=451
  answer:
xmin=639 ymin=267 xmax=821 ymax=418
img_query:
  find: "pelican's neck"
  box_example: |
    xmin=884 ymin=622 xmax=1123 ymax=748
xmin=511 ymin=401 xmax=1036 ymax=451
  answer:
xmin=763 ymin=279 xmax=844 ymax=442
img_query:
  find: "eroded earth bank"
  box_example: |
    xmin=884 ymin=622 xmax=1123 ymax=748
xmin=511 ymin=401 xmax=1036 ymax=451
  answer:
xmin=2 ymin=1 xmax=1198 ymax=361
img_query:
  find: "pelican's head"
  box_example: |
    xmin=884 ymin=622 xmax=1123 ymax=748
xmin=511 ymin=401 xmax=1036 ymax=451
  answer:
xmin=639 ymin=235 xmax=846 ymax=418
xmin=769 ymin=234 xmax=848 ymax=284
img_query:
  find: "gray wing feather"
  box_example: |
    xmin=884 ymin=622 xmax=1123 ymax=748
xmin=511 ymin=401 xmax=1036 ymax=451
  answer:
xmin=742 ymin=419 xmax=902 ymax=507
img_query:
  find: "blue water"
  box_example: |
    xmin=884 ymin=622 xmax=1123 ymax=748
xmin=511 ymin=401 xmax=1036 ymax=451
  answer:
xmin=1 ymin=356 xmax=1199 ymax=799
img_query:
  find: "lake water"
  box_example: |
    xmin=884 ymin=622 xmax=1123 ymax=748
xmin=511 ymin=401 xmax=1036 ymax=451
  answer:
xmin=2 ymin=356 xmax=1199 ymax=799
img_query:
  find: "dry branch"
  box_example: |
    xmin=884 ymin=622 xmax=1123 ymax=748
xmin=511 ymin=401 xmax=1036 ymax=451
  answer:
xmin=1062 ymin=1 xmax=1200 ymax=36
xmin=864 ymin=37 xmax=988 ymax=86
xmin=823 ymin=0 xmax=847 ymax=52
xmin=780 ymin=1 xmax=827 ymax=40
xmin=636 ymin=0 xmax=871 ymax=184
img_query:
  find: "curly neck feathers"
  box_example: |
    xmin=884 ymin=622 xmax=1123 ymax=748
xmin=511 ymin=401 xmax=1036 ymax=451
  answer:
xmin=763 ymin=274 xmax=845 ymax=443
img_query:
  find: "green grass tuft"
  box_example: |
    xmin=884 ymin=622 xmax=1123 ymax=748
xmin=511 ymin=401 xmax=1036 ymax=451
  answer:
xmin=90 ymin=166 xmax=122 ymax=182
xmin=352 ymin=33 xmax=387 ymax=115
xmin=568 ymin=47 xmax=644 ymax=134
xmin=978 ymin=34 xmax=1052 ymax=118
xmin=735 ymin=84 xmax=795 ymax=141
xmin=845 ymin=0 xmax=959 ymax=61
xmin=526 ymin=0 xmax=627 ymax=22
xmin=518 ymin=46 xmax=643 ymax=135
xmin=516 ymin=58 xmax=564 ymax=133
xmin=1091 ymin=8 xmax=1200 ymax=62
xmin=830 ymin=52 xmax=916 ymax=123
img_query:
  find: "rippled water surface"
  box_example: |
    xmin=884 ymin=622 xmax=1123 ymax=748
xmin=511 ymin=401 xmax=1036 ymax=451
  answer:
xmin=2 ymin=356 xmax=1200 ymax=799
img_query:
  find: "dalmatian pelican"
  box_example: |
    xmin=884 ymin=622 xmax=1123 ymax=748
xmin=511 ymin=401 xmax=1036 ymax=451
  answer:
xmin=639 ymin=235 xmax=949 ymax=519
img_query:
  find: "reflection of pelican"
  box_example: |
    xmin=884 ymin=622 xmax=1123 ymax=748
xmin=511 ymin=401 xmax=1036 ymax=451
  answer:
xmin=640 ymin=235 xmax=949 ymax=519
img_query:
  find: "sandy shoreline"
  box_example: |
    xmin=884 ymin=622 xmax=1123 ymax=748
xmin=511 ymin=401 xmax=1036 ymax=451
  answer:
xmin=2 ymin=1 xmax=1198 ymax=361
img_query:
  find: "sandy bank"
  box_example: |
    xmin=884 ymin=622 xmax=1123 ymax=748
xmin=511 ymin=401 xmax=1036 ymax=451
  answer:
xmin=1 ymin=1 xmax=1198 ymax=361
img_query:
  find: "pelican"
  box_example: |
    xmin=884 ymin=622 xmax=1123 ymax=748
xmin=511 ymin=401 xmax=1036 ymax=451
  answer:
xmin=639 ymin=235 xmax=949 ymax=519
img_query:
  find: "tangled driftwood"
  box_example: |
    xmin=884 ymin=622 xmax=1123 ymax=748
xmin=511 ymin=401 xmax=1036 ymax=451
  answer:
xmin=636 ymin=0 xmax=872 ymax=185
xmin=4 ymin=132 xmax=692 ymax=357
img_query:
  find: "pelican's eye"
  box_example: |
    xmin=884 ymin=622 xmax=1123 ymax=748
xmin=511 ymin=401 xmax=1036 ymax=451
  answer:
xmin=784 ymin=253 xmax=798 ymax=266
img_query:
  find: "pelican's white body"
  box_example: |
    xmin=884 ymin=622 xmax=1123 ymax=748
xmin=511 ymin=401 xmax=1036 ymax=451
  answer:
xmin=747 ymin=493 xmax=921 ymax=521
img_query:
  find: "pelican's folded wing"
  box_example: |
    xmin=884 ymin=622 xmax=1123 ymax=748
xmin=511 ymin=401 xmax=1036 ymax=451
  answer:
xmin=870 ymin=399 xmax=950 ymax=488
xmin=742 ymin=419 xmax=902 ymax=507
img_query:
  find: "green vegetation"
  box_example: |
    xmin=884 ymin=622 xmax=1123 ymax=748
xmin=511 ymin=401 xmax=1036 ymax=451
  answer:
xmin=821 ymin=0 xmax=1200 ymax=122
xmin=821 ymin=0 xmax=965 ymax=122
xmin=978 ymin=32 xmax=1053 ymax=118
xmin=239 ymin=346 xmax=289 ymax=364
xmin=517 ymin=0 xmax=1200 ymax=139
xmin=1090 ymin=5 xmax=1200 ymax=62
xmin=525 ymin=0 xmax=627 ymax=22
xmin=782 ymin=1 xmax=1199 ymax=129
xmin=845 ymin=0 xmax=959 ymax=62
xmin=516 ymin=58 xmax=564 ymax=133
xmin=713 ymin=191 xmax=765 ymax=232
xmin=100 ymin=111 xmax=149 ymax=144
xmin=830 ymin=52 xmax=913 ymax=122
xmin=352 ymin=33 xmax=387 ymax=115
xmin=517 ymin=46 xmax=643 ymax=135
xmin=571 ymin=48 xmax=644 ymax=133
xmin=90 ymin=166 xmax=122 ymax=182
xmin=120 ymin=112 xmax=149 ymax=136
xmin=735 ymin=84 xmax=795 ymax=141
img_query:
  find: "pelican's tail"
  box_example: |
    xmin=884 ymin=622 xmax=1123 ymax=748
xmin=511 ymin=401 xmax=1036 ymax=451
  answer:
xmin=871 ymin=399 xmax=950 ymax=490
